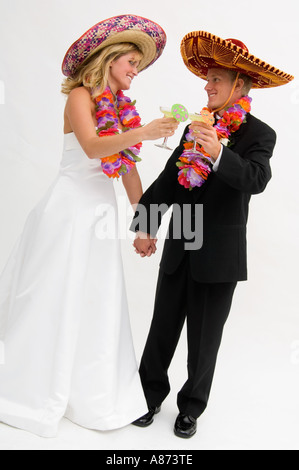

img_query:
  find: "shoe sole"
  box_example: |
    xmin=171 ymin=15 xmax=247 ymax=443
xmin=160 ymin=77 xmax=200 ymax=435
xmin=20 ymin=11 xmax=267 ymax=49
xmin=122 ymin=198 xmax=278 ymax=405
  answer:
xmin=132 ymin=407 xmax=161 ymax=428
xmin=132 ymin=420 xmax=153 ymax=428
xmin=174 ymin=427 xmax=197 ymax=439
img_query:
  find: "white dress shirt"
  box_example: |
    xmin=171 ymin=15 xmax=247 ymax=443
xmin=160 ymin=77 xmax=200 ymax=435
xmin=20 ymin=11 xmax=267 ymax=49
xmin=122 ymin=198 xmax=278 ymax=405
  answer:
xmin=211 ymin=114 xmax=223 ymax=172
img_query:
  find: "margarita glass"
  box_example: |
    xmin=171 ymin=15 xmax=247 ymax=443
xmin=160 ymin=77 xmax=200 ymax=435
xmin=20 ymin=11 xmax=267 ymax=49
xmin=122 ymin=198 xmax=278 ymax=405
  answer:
xmin=155 ymin=107 xmax=175 ymax=150
xmin=188 ymin=110 xmax=215 ymax=154
xmin=155 ymin=104 xmax=189 ymax=150
xmin=188 ymin=113 xmax=206 ymax=154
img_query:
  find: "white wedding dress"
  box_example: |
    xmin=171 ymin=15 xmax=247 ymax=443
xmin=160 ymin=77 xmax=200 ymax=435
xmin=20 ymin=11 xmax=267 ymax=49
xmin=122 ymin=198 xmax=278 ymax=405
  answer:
xmin=0 ymin=132 xmax=147 ymax=437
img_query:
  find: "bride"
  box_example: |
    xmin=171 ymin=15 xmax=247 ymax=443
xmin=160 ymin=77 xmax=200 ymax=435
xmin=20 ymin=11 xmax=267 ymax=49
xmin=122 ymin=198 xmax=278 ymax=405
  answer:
xmin=0 ymin=14 xmax=177 ymax=437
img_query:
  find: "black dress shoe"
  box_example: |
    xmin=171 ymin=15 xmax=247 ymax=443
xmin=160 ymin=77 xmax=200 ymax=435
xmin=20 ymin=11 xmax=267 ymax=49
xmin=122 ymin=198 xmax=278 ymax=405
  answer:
xmin=174 ymin=413 xmax=197 ymax=438
xmin=132 ymin=406 xmax=161 ymax=427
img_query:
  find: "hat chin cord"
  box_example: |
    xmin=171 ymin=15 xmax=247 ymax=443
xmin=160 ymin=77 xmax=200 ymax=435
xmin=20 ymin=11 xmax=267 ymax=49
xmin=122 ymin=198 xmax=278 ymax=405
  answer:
xmin=209 ymin=72 xmax=240 ymax=115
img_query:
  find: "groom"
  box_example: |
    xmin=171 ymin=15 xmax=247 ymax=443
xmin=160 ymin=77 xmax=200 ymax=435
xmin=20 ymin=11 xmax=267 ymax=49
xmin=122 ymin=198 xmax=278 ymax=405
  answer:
xmin=131 ymin=31 xmax=293 ymax=438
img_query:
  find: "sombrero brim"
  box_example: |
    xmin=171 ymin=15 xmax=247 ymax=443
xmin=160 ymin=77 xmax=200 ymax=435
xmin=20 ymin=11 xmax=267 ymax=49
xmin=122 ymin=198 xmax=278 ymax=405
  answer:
xmin=62 ymin=15 xmax=166 ymax=78
xmin=181 ymin=31 xmax=294 ymax=88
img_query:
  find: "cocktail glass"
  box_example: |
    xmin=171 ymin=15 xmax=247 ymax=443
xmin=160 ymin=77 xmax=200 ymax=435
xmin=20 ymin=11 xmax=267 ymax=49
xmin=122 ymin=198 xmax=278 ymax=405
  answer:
xmin=155 ymin=107 xmax=174 ymax=150
xmin=188 ymin=113 xmax=205 ymax=154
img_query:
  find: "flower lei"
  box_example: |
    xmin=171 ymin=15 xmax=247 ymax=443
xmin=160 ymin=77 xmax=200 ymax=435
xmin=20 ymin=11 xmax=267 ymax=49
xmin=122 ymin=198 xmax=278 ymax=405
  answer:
xmin=94 ymin=87 xmax=142 ymax=179
xmin=176 ymin=95 xmax=252 ymax=190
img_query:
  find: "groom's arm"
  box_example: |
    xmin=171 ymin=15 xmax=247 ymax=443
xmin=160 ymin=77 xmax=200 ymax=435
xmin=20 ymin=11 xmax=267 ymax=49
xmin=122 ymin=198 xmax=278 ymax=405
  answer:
xmin=130 ymin=126 xmax=188 ymax=238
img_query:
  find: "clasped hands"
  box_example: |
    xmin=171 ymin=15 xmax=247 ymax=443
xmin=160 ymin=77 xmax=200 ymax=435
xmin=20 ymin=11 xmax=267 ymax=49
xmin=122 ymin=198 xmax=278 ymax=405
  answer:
xmin=189 ymin=121 xmax=221 ymax=160
xmin=133 ymin=232 xmax=157 ymax=258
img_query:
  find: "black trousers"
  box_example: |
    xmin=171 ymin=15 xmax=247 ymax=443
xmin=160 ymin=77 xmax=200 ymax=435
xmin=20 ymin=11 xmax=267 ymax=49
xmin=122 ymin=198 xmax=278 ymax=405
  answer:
xmin=139 ymin=254 xmax=237 ymax=419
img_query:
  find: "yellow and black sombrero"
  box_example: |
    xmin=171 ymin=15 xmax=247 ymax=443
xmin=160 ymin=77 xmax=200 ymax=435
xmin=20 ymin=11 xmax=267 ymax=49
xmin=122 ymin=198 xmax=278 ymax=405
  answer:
xmin=181 ymin=31 xmax=294 ymax=88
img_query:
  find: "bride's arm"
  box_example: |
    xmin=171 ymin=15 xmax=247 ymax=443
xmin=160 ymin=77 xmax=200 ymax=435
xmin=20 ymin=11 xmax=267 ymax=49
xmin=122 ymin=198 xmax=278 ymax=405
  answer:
xmin=121 ymin=166 xmax=143 ymax=211
xmin=122 ymin=167 xmax=157 ymax=256
xmin=64 ymin=87 xmax=177 ymax=160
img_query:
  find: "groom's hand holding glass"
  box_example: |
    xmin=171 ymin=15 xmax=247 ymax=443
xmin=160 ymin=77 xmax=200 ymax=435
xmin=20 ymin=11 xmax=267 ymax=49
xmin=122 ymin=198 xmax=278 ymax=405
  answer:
xmin=189 ymin=121 xmax=221 ymax=161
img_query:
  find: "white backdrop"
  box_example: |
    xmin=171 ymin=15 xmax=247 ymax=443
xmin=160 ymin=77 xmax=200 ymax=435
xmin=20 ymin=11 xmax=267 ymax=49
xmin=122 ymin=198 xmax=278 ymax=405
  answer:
xmin=0 ymin=0 xmax=298 ymax=450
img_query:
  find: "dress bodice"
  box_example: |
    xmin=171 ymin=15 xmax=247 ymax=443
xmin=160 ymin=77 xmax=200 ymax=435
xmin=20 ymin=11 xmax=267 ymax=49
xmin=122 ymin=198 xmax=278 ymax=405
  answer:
xmin=53 ymin=132 xmax=114 ymax=204
xmin=61 ymin=132 xmax=103 ymax=171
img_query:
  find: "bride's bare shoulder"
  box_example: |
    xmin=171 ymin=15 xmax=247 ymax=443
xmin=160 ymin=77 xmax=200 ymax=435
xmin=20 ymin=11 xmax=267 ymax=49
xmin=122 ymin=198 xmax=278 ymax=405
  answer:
xmin=67 ymin=86 xmax=92 ymax=102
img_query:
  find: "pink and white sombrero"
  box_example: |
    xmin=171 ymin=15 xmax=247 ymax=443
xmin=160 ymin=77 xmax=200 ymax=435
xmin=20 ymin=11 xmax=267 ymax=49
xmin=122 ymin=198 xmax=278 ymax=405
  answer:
xmin=62 ymin=14 xmax=167 ymax=77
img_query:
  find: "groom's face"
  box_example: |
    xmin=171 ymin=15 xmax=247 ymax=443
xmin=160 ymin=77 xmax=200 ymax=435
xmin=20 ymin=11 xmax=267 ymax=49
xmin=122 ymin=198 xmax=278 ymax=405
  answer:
xmin=204 ymin=68 xmax=236 ymax=111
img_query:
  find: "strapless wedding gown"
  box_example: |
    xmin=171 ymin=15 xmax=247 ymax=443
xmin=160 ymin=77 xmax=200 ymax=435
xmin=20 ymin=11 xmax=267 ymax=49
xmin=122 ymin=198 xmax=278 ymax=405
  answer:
xmin=0 ymin=132 xmax=147 ymax=437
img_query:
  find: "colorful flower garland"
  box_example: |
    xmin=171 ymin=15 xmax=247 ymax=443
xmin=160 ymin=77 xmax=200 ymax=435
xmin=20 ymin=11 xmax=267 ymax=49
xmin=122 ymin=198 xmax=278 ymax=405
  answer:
xmin=176 ymin=95 xmax=252 ymax=190
xmin=94 ymin=87 xmax=142 ymax=179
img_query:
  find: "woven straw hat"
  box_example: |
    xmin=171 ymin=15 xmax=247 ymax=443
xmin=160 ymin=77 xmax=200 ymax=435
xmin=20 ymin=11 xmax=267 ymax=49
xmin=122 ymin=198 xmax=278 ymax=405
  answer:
xmin=62 ymin=14 xmax=167 ymax=77
xmin=181 ymin=31 xmax=294 ymax=88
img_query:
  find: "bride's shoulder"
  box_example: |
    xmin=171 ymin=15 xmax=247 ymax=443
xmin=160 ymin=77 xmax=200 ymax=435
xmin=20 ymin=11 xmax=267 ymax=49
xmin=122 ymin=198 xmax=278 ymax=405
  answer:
xmin=65 ymin=87 xmax=94 ymax=114
xmin=68 ymin=86 xmax=91 ymax=101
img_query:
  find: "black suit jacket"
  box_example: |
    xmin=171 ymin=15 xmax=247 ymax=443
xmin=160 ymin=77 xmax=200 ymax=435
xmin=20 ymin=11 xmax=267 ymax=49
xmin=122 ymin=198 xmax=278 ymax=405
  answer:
xmin=132 ymin=113 xmax=276 ymax=283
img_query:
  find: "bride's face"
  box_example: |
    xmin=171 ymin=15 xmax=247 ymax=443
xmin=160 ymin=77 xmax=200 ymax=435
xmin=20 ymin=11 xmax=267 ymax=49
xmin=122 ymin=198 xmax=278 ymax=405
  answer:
xmin=108 ymin=52 xmax=142 ymax=94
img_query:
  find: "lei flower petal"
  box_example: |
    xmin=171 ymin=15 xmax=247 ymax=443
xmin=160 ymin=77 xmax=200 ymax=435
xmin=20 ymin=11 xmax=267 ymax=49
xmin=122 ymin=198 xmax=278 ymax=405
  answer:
xmin=177 ymin=95 xmax=252 ymax=190
xmin=94 ymin=87 xmax=143 ymax=179
xmin=101 ymin=155 xmax=122 ymax=179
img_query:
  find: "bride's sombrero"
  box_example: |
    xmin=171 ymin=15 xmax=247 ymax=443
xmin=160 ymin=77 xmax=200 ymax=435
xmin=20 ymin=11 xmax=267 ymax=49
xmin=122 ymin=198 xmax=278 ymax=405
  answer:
xmin=180 ymin=31 xmax=294 ymax=88
xmin=62 ymin=14 xmax=167 ymax=78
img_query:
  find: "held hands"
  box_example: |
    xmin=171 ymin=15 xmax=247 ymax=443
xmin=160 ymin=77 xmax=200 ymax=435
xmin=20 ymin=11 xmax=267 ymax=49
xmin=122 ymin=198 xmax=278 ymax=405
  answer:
xmin=142 ymin=117 xmax=179 ymax=141
xmin=189 ymin=121 xmax=221 ymax=160
xmin=133 ymin=232 xmax=157 ymax=258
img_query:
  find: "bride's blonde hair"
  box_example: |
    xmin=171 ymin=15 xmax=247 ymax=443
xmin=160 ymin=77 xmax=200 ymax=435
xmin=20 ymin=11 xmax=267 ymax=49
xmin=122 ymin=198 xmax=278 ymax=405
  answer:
xmin=61 ymin=42 xmax=143 ymax=98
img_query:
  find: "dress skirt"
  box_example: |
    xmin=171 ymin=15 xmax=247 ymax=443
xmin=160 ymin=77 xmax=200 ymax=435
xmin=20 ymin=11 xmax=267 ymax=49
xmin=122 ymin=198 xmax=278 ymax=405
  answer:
xmin=0 ymin=132 xmax=147 ymax=437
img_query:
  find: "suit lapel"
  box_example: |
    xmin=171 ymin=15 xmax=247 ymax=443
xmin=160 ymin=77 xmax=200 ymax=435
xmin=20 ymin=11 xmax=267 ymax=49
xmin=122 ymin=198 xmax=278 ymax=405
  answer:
xmin=227 ymin=113 xmax=251 ymax=147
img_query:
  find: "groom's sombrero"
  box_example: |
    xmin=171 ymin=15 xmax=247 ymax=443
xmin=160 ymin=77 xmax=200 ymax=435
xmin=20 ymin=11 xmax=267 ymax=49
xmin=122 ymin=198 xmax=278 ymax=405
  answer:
xmin=180 ymin=31 xmax=294 ymax=88
xmin=62 ymin=14 xmax=167 ymax=78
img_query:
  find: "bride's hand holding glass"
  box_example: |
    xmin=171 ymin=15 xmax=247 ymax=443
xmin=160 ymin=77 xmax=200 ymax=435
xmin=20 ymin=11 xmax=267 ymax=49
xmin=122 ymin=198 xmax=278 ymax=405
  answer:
xmin=141 ymin=115 xmax=179 ymax=143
